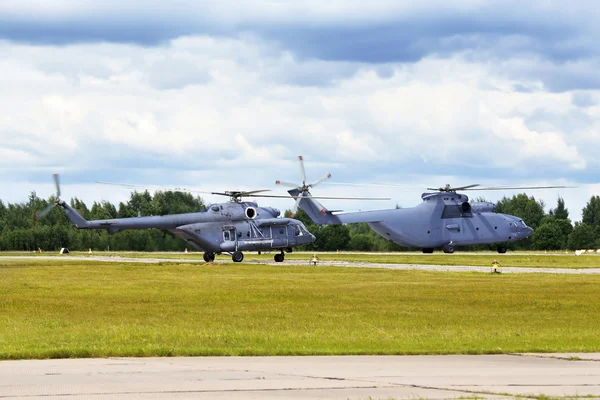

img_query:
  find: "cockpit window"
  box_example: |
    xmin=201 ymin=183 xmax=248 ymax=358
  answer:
xmin=294 ymin=225 xmax=301 ymax=236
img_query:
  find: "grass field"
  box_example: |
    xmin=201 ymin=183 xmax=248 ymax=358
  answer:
xmin=2 ymin=250 xmax=599 ymax=268
xmin=1 ymin=258 xmax=600 ymax=360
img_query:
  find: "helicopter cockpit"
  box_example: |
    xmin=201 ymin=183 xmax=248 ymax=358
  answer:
xmin=292 ymin=222 xmax=311 ymax=237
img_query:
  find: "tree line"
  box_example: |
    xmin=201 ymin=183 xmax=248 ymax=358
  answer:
xmin=0 ymin=191 xmax=205 ymax=252
xmin=0 ymin=190 xmax=599 ymax=252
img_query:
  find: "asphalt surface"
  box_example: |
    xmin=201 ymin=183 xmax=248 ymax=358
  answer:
xmin=2 ymin=354 xmax=600 ymax=399
xmin=4 ymin=254 xmax=600 ymax=274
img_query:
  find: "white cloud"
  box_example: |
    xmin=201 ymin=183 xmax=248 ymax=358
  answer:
xmin=0 ymin=34 xmax=598 ymax=222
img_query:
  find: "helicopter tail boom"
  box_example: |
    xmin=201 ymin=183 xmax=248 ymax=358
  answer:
xmin=287 ymin=189 xmax=341 ymax=225
xmin=59 ymin=201 xmax=89 ymax=228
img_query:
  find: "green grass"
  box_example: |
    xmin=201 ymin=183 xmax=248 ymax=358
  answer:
xmin=4 ymin=250 xmax=599 ymax=268
xmin=2 ymin=250 xmax=599 ymax=269
xmin=2 ymin=259 xmax=600 ymax=360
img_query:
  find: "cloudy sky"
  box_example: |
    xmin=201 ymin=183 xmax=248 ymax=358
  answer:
xmin=1 ymin=0 xmax=599 ymax=221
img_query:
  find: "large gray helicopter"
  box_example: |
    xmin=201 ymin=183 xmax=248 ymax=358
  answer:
xmin=277 ymin=157 xmax=570 ymax=254
xmin=36 ymin=175 xmax=316 ymax=262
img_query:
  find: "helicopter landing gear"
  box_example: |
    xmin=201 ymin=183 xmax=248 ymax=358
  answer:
xmin=232 ymin=251 xmax=244 ymax=262
xmin=422 ymin=248 xmax=434 ymax=254
xmin=274 ymin=251 xmax=285 ymax=262
xmin=203 ymin=252 xmax=215 ymax=262
xmin=497 ymin=246 xmax=507 ymax=254
xmin=443 ymin=243 xmax=455 ymax=254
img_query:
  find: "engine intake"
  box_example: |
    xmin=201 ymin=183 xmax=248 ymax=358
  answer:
xmin=245 ymin=207 xmax=257 ymax=219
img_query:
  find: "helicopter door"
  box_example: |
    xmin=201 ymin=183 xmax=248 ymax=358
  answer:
xmin=270 ymin=225 xmax=289 ymax=247
xmin=287 ymin=225 xmax=297 ymax=245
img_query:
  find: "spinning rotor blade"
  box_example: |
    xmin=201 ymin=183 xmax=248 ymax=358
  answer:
xmin=309 ymin=172 xmax=332 ymax=188
xmin=275 ymin=180 xmax=301 ymax=188
xmin=35 ymin=203 xmax=56 ymax=221
xmin=211 ymin=190 xmax=272 ymax=198
xmin=449 ymin=184 xmax=480 ymax=191
xmin=462 ymin=185 xmax=576 ymax=191
xmin=290 ymin=197 xmax=302 ymax=217
xmin=298 ymin=156 xmax=307 ymax=185
xmin=426 ymin=184 xmax=481 ymax=192
xmin=242 ymin=189 xmax=271 ymax=195
xmin=97 ymin=181 xmax=275 ymax=201
xmin=53 ymin=174 xmax=61 ymax=197
xmin=245 ymin=194 xmax=390 ymax=200
xmin=323 ymin=182 xmax=423 ymax=189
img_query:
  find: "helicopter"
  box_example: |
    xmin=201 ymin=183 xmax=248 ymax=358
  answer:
xmin=35 ymin=174 xmax=317 ymax=262
xmin=276 ymin=157 xmax=572 ymax=254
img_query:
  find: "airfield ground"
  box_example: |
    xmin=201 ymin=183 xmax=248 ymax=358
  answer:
xmin=4 ymin=354 xmax=600 ymax=399
xmin=2 ymin=252 xmax=600 ymax=399
xmin=1 ymin=253 xmax=600 ymax=360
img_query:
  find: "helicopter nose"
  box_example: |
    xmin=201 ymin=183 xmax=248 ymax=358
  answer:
xmin=524 ymin=226 xmax=534 ymax=237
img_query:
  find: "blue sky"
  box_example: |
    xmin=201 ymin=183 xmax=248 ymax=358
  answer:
xmin=1 ymin=1 xmax=598 ymax=220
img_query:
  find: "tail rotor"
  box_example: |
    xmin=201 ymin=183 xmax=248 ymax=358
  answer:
xmin=34 ymin=174 xmax=62 ymax=221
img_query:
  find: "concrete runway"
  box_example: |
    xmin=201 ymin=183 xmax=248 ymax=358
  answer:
xmin=4 ymin=254 xmax=600 ymax=274
xmin=2 ymin=354 xmax=600 ymax=399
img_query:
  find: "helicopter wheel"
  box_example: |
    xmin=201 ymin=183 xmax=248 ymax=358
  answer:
xmin=497 ymin=246 xmax=507 ymax=254
xmin=422 ymin=248 xmax=434 ymax=254
xmin=203 ymin=252 xmax=215 ymax=262
xmin=443 ymin=244 xmax=455 ymax=254
xmin=232 ymin=251 xmax=244 ymax=262
xmin=274 ymin=253 xmax=284 ymax=262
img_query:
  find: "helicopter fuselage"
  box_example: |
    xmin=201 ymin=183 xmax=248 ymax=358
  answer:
xmin=290 ymin=190 xmax=534 ymax=253
xmin=60 ymin=200 xmax=315 ymax=262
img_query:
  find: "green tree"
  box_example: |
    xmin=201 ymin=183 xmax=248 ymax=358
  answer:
xmin=538 ymin=216 xmax=573 ymax=249
xmin=532 ymin=223 xmax=563 ymax=250
xmin=567 ymin=223 xmax=597 ymax=250
xmin=315 ymin=225 xmax=351 ymax=251
xmin=549 ymin=196 xmax=569 ymax=220
xmin=582 ymin=195 xmax=600 ymax=239
xmin=348 ymin=233 xmax=374 ymax=251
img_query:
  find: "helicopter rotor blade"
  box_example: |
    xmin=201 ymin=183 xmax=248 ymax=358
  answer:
xmin=53 ymin=174 xmax=61 ymax=197
xmin=275 ymin=180 xmax=301 ymax=188
xmin=244 ymin=193 xmax=390 ymax=200
xmin=462 ymin=185 xmax=577 ymax=191
xmin=290 ymin=197 xmax=302 ymax=217
xmin=298 ymin=156 xmax=307 ymax=185
xmin=323 ymin=182 xmax=423 ymax=189
xmin=240 ymin=189 xmax=271 ymax=195
xmin=450 ymin=184 xmax=481 ymax=191
xmin=34 ymin=203 xmax=56 ymax=221
xmin=426 ymin=184 xmax=481 ymax=192
xmin=309 ymin=172 xmax=332 ymax=188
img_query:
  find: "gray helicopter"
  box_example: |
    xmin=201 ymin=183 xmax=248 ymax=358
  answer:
xmin=36 ymin=174 xmax=316 ymax=262
xmin=277 ymin=157 xmax=570 ymax=254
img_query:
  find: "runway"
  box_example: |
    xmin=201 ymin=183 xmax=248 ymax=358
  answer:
xmin=2 ymin=354 xmax=600 ymax=399
xmin=3 ymin=255 xmax=600 ymax=274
